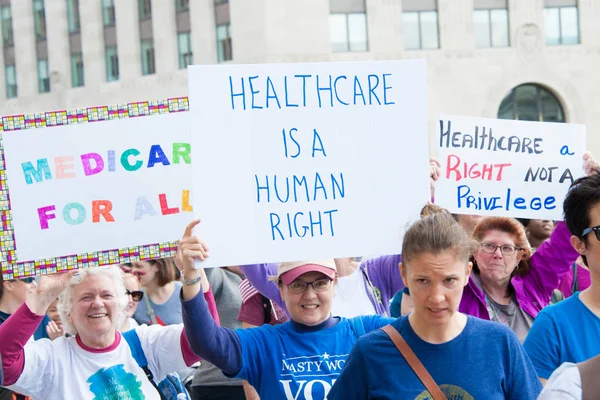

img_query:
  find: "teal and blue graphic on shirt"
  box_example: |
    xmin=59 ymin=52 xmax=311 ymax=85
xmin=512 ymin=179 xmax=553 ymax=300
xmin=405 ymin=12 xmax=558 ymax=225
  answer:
xmin=87 ymin=364 xmax=144 ymax=400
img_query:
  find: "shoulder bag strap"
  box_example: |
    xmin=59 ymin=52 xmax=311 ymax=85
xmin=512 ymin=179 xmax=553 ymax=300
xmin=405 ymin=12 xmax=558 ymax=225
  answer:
xmin=381 ymin=325 xmax=447 ymax=400
xmin=143 ymin=291 xmax=158 ymax=325
xmin=571 ymin=262 xmax=579 ymax=294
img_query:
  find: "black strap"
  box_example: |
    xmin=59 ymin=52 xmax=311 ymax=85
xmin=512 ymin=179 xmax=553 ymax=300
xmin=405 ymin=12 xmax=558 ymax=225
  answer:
xmin=261 ymin=295 xmax=272 ymax=324
xmin=571 ymin=262 xmax=579 ymax=294
xmin=142 ymin=366 xmax=167 ymax=400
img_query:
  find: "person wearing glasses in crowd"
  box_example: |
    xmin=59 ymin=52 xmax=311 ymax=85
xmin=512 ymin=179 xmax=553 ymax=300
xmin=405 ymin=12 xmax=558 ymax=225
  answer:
xmin=524 ymin=173 xmax=600 ymax=388
xmin=177 ymin=220 xmax=395 ymax=400
xmin=119 ymin=272 xmax=144 ymax=332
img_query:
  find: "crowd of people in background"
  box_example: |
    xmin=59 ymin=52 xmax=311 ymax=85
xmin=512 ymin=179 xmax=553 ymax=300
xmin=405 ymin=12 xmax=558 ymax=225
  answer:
xmin=0 ymin=154 xmax=598 ymax=399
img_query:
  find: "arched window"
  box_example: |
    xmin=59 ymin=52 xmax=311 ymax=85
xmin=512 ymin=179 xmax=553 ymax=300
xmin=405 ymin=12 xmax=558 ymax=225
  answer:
xmin=497 ymin=84 xmax=565 ymax=122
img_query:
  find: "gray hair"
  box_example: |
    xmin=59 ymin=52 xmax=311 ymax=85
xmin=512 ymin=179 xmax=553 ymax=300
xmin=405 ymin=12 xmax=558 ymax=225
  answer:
xmin=57 ymin=265 xmax=129 ymax=335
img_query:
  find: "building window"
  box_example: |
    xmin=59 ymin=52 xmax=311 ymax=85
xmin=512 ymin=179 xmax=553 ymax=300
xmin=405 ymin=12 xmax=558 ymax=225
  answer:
xmin=138 ymin=0 xmax=152 ymax=20
xmin=5 ymin=64 xmax=17 ymax=98
xmin=37 ymin=59 xmax=50 ymax=93
xmin=329 ymin=13 xmax=368 ymax=52
xmin=1 ymin=6 xmax=13 ymax=46
xmin=175 ymin=0 xmax=189 ymax=12
xmin=403 ymin=11 xmax=439 ymax=50
xmin=66 ymin=0 xmax=81 ymax=33
xmin=33 ymin=0 xmax=47 ymax=40
xmin=473 ymin=8 xmax=509 ymax=48
xmin=544 ymin=5 xmax=579 ymax=45
xmin=216 ymin=24 xmax=232 ymax=62
xmin=70 ymin=53 xmax=84 ymax=87
xmin=498 ymin=84 xmax=565 ymax=122
xmin=141 ymin=39 xmax=155 ymax=75
xmin=105 ymin=46 xmax=119 ymax=81
xmin=177 ymin=32 xmax=193 ymax=68
xmin=102 ymin=0 xmax=116 ymax=27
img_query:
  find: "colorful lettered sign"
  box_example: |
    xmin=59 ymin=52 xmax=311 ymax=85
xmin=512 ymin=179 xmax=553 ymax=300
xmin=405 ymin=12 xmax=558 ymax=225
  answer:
xmin=0 ymin=98 xmax=191 ymax=278
xmin=188 ymin=60 xmax=431 ymax=267
xmin=434 ymin=115 xmax=586 ymax=220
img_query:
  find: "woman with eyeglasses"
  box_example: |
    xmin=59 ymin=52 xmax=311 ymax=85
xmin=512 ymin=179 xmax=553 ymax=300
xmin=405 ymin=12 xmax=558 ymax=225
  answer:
xmin=459 ymin=216 xmax=581 ymax=343
xmin=176 ymin=220 xmax=394 ymax=400
xmin=119 ymin=272 xmax=144 ymax=332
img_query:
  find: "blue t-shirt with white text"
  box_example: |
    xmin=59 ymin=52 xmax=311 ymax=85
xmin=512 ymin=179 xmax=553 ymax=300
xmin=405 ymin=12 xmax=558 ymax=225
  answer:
xmin=524 ymin=292 xmax=600 ymax=379
xmin=233 ymin=315 xmax=392 ymax=400
xmin=328 ymin=315 xmax=542 ymax=400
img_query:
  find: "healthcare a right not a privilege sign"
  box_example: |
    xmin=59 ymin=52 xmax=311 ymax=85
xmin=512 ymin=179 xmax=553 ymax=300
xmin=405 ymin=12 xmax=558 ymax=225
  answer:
xmin=434 ymin=115 xmax=586 ymax=220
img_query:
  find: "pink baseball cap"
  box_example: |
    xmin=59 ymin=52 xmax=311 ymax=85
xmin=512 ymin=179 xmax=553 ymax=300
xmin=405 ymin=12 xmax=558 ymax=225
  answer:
xmin=277 ymin=260 xmax=337 ymax=286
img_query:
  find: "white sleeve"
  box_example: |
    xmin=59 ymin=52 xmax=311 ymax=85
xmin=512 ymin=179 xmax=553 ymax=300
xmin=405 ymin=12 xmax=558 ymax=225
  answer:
xmin=8 ymin=339 xmax=57 ymax=400
xmin=135 ymin=324 xmax=187 ymax=382
xmin=538 ymin=363 xmax=582 ymax=400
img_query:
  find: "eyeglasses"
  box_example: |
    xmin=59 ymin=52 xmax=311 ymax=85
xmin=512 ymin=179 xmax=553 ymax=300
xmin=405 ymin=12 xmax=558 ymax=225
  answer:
xmin=126 ymin=290 xmax=144 ymax=302
xmin=480 ymin=242 xmax=522 ymax=256
xmin=286 ymin=278 xmax=333 ymax=294
xmin=9 ymin=277 xmax=35 ymax=284
xmin=582 ymin=225 xmax=600 ymax=241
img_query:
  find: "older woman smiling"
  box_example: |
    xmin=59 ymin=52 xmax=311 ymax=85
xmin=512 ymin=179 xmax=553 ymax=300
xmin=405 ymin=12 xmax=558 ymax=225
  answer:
xmin=0 ymin=265 xmax=217 ymax=399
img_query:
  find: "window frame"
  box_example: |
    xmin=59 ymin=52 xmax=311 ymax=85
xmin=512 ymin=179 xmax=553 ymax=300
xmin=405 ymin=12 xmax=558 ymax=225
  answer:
xmin=66 ymin=0 xmax=81 ymax=34
xmin=37 ymin=59 xmax=50 ymax=93
xmin=177 ymin=31 xmax=193 ymax=69
xmin=5 ymin=64 xmax=17 ymax=99
xmin=403 ymin=10 xmax=440 ymax=50
xmin=70 ymin=52 xmax=84 ymax=88
xmin=102 ymin=0 xmax=116 ymax=27
xmin=105 ymin=45 xmax=119 ymax=81
xmin=1 ymin=6 xmax=13 ymax=46
xmin=141 ymin=39 xmax=156 ymax=75
xmin=216 ymin=23 xmax=232 ymax=62
xmin=544 ymin=5 xmax=580 ymax=45
xmin=473 ymin=8 xmax=510 ymax=48
xmin=33 ymin=0 xmax=47 ymax=40
xmin=497 ymin=84 xmax=565 ymax=123
xmin=329 ymin=12 xmax=369 ymax=53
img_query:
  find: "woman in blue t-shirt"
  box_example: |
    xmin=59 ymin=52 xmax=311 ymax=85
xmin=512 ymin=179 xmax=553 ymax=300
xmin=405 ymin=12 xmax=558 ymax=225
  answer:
xmin=329 ymin=212 xmax=542 ymax=400
xmin=176 ymin=220 xmax=394 ymax=400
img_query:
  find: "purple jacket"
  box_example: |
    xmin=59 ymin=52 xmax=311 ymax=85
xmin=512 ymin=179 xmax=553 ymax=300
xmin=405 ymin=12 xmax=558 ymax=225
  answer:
xmin=239 ymin=255 xmax=404 ymax=317
xmin=460 ymin=221 xmax=578 ymax=319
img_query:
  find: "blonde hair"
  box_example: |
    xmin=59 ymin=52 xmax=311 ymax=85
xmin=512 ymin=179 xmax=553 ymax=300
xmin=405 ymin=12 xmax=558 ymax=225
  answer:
xmin=57 ymin=266 xmax=129 ymax=335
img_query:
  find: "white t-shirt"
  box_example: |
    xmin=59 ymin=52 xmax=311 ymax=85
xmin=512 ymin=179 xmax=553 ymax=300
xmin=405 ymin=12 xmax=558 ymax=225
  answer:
xmin=8 ymin=324 xmax=187 ymax=400
xmin=538 ymin=363 xmax=582 ymax=400
xmin=331 ymin=267 xmax=376 ymax=318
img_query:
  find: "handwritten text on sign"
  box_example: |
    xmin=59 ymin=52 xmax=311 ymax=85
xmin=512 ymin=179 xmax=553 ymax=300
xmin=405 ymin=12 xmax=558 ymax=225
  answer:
xmin=2 ymin=112 xmax=193 ymax=261
xmin=434 ymin=115 xmax=586 ymax=220
xmin=188 ymin=61 xmax=431 ymax=268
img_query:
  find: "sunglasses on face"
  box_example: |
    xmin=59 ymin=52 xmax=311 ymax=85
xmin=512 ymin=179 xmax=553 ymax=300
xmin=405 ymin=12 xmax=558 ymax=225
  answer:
xmin=126 ymin=290 xmax=144 ymax=302
xmin=582 ymin=225 xmax=600 ymax=241
xmin=9 ymin=277 xmax=35 ymax=284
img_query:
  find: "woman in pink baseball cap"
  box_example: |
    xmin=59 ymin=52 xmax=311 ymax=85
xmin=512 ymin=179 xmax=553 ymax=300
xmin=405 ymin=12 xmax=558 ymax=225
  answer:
xmin=176 ymin=220 xmax=395 ymax=400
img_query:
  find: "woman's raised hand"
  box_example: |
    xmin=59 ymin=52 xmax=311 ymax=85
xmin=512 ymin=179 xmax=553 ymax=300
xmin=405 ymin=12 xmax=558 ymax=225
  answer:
xmin=175 ymin=219 xmax=209 ymax=273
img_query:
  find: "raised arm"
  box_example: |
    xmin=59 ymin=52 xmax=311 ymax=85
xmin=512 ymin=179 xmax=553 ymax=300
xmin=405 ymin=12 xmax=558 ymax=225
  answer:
xmin=239 ymin=263 xmax=287 ymax=311
xmin=0 ymin=271 xmax=74 ymax=385
xmin=177 ymin=220 xmax=243 ymax=376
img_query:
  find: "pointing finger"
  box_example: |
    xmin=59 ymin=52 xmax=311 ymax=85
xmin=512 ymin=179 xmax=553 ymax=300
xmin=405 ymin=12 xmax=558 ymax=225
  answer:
xmin=183 ymin=219 xmax=201 ymax=238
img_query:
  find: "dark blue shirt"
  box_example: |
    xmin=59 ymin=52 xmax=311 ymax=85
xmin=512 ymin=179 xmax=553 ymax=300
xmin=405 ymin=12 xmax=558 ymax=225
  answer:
xmin=329 ymin=315 xmax=542 ymax=399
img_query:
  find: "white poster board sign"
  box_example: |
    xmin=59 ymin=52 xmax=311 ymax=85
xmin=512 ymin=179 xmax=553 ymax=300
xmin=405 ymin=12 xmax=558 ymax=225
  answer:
xmin=188 ymin=60 xmax=430 ymax=267
xmin=434 ymin=115 xmax=586 ymax=220
xmin=2 ymin=112 xmax=193 ymax=262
